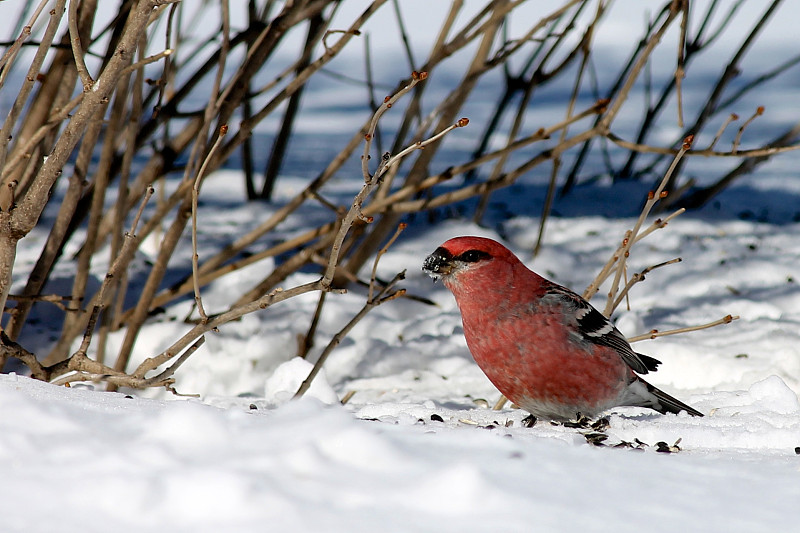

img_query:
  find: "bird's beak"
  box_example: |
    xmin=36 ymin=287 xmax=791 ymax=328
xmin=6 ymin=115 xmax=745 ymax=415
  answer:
xmin=422 ymin=247 xmax=454 ymax=280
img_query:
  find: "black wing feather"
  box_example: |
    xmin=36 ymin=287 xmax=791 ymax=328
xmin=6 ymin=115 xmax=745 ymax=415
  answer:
xmin=543 ymin=284 xmax=660 ymax=375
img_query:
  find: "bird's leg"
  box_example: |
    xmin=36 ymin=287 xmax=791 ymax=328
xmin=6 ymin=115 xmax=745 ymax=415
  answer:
xmin=521 ymin=414 xmax=537 ymax=428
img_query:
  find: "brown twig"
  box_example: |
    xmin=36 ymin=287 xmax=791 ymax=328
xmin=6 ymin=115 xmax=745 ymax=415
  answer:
xmin=533 ymin=3 xmax=601 ymax=255
xmin=602 ymin=135 xmax=693 ymax=316
xmin=262 ymin=12 xmax=329 ymax=199
xmin=119 ymin=49 xmax=173 ymax=77
xmin=322 ymin=29 xmax=361 ymax=54
xmin=675 ymin=0 xmax=688 ymax=128
xmin=732 ymin=106 xmax=764 ymax=153
xmin=628 ymin=315 xmax=739 ymax=343
xmin=680 ymin=120 xmax=800 ymax=209
xmin=362 ymin=33 xmax=383 ymax=158
xmin=5 ymin=293 xmax=81 ymax=312
xmin=1 ymin=91 xmax=84 ymax=180
xmin=0 ymin=331 xmax=48 ymax=380
xmin=294 ymin=271 xmax=406 ymax=400
xmin=369 ymin=223 xmax=407 ymax=303
xmin=68 ymin=0 xmax=94 ymax=90
xmin=134 ymin=98 xmax=597 ymax=317
xmin=72 ymin=186 xmax=154 ymax=361
xmin=581 ymin=206 xmax=685 ymax=304
xmin=296 ymin=291 xmax=327 ymax=359
xmin=706 ymin=113 xmax=739 ymax=151
xmin=340 ymin=390 xmax=356 ymax=405
xmin=106 ymin=1 xmax=233 ymax=379
xmin=493 ymin=396 xmax=508 ymax=411
xmin=324 ymin=71 xmax=428 ymax=289
xmin=135 ymin=281 xmax=332 ymax=382
xmin=606 ymin=131 xmax=800 ymax=158
xmin=610 ymin=257 xmax=682 ymax=313
xmin=391 ymin=0 xmax=417 ymax=72
xmin=0 ymin=0 xmax=50 ymax=90
xmin=116 ymin=70 xmax=453 ymax=387
xmin=191 ymin=124 xmax=228 ymax=323
xmin=292 ymin=71 xmax=464 ymax=397
xmin=659 ymin=0 xmax=783 ymax=193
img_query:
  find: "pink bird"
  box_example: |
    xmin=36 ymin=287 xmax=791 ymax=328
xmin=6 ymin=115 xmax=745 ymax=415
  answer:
xmin=423 ymin=236 xmax=703 ymax=421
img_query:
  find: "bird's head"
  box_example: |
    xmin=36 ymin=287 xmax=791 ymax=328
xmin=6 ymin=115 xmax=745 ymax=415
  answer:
xmin=423 ymin=236 xmax=520 ymax=290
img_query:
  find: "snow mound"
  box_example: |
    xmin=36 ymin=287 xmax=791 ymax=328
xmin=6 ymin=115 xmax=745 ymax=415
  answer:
xmin=264 ymin=356 xmax=339 ymax=405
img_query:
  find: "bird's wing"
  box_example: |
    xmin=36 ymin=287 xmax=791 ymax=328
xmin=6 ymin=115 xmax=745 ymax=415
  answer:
xmin=542 ymin=284 xmax=660 ymax=375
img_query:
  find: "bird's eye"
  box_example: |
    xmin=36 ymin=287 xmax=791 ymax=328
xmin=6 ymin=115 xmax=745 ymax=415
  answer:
xmin=458 ymin=250 xmax=491 ymax=263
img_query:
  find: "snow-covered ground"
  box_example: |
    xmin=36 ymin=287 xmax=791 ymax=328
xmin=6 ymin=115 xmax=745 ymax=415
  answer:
xmin=3 ymin=1 xmax=800 ymax=532
xmin=3 ymin=173 xmax=800 ymax=532
xmin=1 ymin=367 xmax=799 ymax=533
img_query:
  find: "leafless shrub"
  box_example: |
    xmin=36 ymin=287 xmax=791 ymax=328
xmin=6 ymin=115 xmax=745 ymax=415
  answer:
xmin=0 ymin=1 xmax=795 ymax=391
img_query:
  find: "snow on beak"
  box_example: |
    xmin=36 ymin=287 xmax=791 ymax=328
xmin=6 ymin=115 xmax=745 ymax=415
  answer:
xmin=423 ymin=247 xmax=455 ymax=280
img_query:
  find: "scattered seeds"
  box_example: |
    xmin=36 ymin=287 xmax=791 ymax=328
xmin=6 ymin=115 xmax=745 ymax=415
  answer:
xmin=656 ymin=438 xmax=683 ymax=453
xmin=340 ymin=390 xmax=356 ymax=405
xmin=563 ymin=413 xmax=592 ymax=429
xmin=590 ymin=417 xmax=610 ymax=432
xmin=472 ymin=398 xmax=490 ymax=408
xmin=584 ymin=432 xmax=609 ymax=446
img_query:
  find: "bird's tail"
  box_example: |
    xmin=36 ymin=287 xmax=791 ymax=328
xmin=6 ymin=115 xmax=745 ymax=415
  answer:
xmin=636 ymin=377 xmax=704 ymax=417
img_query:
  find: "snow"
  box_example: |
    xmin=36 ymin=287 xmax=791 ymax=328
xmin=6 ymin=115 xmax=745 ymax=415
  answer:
xmin=264 ymin=357 xmax=339 ymax=405
xmin=4 ymin=1 xmax=800 ymax=531
xmin=4 ymin=202 xmax=800 ymax=533
xmin=1 ymin=371 xmax=799 ymax=533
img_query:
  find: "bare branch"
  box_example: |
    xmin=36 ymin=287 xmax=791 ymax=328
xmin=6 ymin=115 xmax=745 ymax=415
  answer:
xmin=610 ymin=257 xmax=682 ymax=312
xmin=602 ymin=135 xmax=693 ymax=316
xmin=72 ymin=186 xmax=155 ymax=362
xmin=323 ymin=71 xmax=428 ymax=288
xmin=294 ymin=271 xmax=406 ymax=400
xmin=732 ymin=106 xmax=764 ymax=154
xmin=119 ymin=48 xmax=173 ymax=77
xmin=706 ymin=113 xmax=739 ymax=151
xmin=369 ymin=223 xmax=407 ymax=303
xmin=675 ymin=0 xmax=688 ymax=128
xmin=133 ymin=281 xmax=327 ymax=381
xmin=628 ymin=315 xmax=739 ymax=343
xmin=191 ymin=125 xmax=229 ymax=323
xmin=606 ymin=131 xmax=800 ymax=158
xmin=0 ymin=0 xmax=51 ymax=89
xmin=68 ymin=0 xmax=94 ymax=90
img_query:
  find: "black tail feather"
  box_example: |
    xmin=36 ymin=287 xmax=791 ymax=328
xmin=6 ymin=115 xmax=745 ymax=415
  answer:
xmin=635 ymin=352 xmax=662 ymax=373
xmin=640 ymin=377 xmax=704 ymax=417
